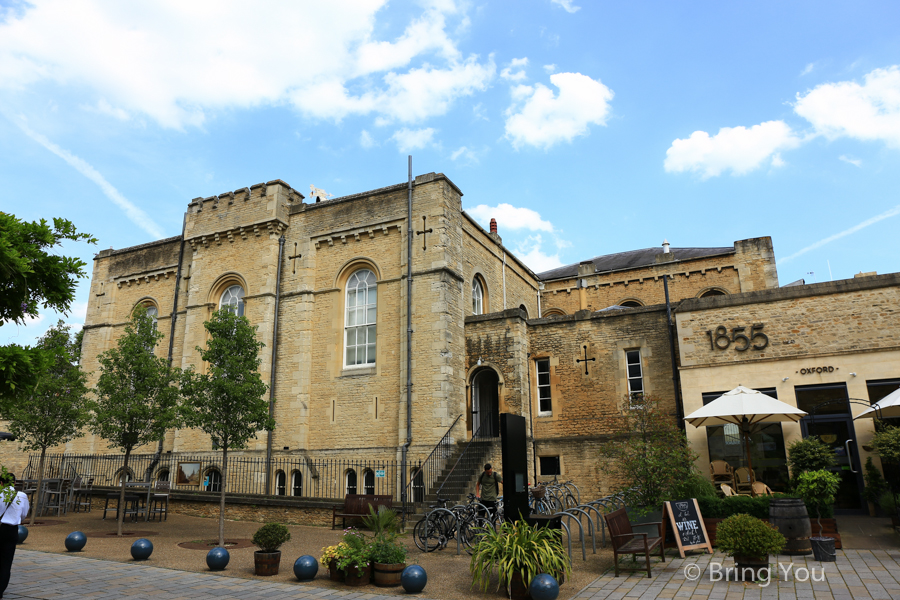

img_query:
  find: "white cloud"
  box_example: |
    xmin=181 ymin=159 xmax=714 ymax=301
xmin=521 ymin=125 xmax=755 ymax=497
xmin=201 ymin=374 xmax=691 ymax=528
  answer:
xmin=839 ymin=155 xmax=862 ymax=167
xmin=504 ymin=72 xmax=614 ymax=149
xmin=501 ymin=57 xmax=529 ymax=82
xmin=450 ymin=146 xmax=479 ymax=164
xmin=779 ymin=203 xmax=900 ymax=264
xmin=13 ymin=118 xmax=166 ymax=238
xmin=801 ymin=63 xmax=815 ymax=76
xmin=664 ymin=121 xmax=801 ymax=178
xmin=515 ymin=234 xmax=564 ymax=272
xmin=794 ymin=66 xmax=900 ymax=147
xmin=550 ymin=0 xmax=581 ymax=13
xmin=466 ymin=203 xmax=554 ymax=232
xmin=543 ymin=64 xmax=557 ymax=74
xmin=0 ymin=1 xmax=493 ymax=128
xmin=391 ymin=127 xmax=436 ymax=152
xmin=360 ymin=130 xmax=376 ymax=148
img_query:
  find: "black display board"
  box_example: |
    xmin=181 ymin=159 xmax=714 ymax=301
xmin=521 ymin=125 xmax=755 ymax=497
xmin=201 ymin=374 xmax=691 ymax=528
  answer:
xmin=664 ymin=498 xmax=713 ymax=558
xmin=500 ymin=413 xmax=530 ymax=523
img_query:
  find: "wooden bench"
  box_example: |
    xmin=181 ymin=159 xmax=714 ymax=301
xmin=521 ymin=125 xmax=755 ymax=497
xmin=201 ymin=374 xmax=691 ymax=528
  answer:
xmin=332 ymin=494 xmax=393 ymax=529
xmin=603 ymin=507 xmax=666 ymax=578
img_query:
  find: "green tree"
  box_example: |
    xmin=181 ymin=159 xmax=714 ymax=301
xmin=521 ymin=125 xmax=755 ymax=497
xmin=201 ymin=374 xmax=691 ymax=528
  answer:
xmin=3 ymin=321 xmax=91 ymax=525
xmin=786 ymin=436 xmax=837 ymax=479
xmin=0 ymin=213 xmax=95 ymax=400
xmin=181 ymin=309 xmax=273 ymax=547
xmin=90 ymin=309 xmax=181 ymax=536
xmin=598 ymin=394 xmax=698 ymax=512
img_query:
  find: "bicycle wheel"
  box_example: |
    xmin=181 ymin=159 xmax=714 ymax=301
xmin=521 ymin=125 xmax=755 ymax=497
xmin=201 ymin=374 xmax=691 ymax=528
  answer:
xmin=413 ymin=516 xmax=444 ymax=552
xmin=461 ymin=517 xmax=492 ymax=554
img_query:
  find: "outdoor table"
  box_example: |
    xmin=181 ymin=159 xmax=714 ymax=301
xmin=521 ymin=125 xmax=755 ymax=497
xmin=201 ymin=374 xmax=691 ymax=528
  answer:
xmin=102 ymin=491 xmax=142 ymax=521
xmin=125 ymin=481 xmax=155 ymax=521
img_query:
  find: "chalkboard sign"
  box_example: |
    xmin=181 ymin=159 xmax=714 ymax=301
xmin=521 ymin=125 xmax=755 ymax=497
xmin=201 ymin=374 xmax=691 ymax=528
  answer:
xmin=664 ymin=498 xmax=713 ymax=558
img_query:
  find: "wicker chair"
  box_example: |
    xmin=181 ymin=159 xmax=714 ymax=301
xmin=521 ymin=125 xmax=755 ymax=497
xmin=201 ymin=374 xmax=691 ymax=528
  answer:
xmin=751 ymin=481 xmax=773 ymax=497
xmin=709 ymin=460 xmax=733 ymax=485
xmin=732 ymin=467 xmax=755 ymax=495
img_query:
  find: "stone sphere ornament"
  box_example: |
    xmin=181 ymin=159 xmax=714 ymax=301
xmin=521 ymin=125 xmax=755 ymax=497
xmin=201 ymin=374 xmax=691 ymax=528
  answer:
xmin=206 ymin=546 xmax=230 ymax=571
xmin=293 ymin=555 xmax=318 ymax=581
xmin=65 ymin=531 xmax=87 ymax=552
xmin=131 ymin=538 xmax=153 ymax=560
xmin=16 ymin=525 xmax=27 ymax=544
xmin=529 ymin=573 xmax=560 ymax=600
xmin=401 ymin=565 xmax=427 ymax=593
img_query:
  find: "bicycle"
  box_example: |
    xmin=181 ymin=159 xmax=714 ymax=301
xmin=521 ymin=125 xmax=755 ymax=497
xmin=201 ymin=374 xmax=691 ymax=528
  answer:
xmin=414 ymin=496 xmax=492 ymax=554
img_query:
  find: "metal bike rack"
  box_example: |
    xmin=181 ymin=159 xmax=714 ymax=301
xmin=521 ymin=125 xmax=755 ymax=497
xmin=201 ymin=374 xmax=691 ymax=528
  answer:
xmin=567 ymin=507 xmax=597 ymax=555
xmin=556 ymin=512 xmax=586 ymax=561
xmin=577 ymin=503 xmax=604 ymax=549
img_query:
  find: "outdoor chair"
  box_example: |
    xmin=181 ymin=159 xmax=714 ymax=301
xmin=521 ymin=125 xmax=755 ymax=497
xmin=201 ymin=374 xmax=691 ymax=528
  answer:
xmin=732 ymin=467 xmax=755 ymax=494
xmin=720 ymin=483 xmax=749 ymax=497
xmin=751 ymin=481 xmax=773 ymax=497
xmin=66 ymin=476 xmax=82 ymax=513
xmin=73 ymin=477 xmax=94 ymax=512
xmin=603 ymin=507 xmax=665 ymax=578
xmin=42 ymin=479 xmax=71 ymax=517
xmin=149 ymin=480 xmax=169 ymax=521
xmin=709 ymin=460 xmax=733 ymax=485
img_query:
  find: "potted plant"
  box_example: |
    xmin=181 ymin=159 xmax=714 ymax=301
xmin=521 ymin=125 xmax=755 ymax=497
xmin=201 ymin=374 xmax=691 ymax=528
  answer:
xmin=715 ymin=513 xmax=785 ymax=581
xmin=598 ymin=395 xmax=697 ymax=533
xmin=871 ymin=425 xmax=900 ymax=526
xmin=794 ymin=469 xmax=841 ymax=562
xmin=863 ymin=457 xmax=888 ymax=517
xmin=336 ymin=528 xmax=372 ymax=586
xmin=252 ymin=522 xmax=291 ymax=575
xmin=470 ymin=518 xmax=572 ymax=600
xmin=320 ymin=542 xmax=350 ymax=582
xmin=787 ymin=437 xmax=836 ymax=480
xmin=362 ymin=505 xmax=407 ymax=587
xmin=877 ymin=491 xmax=899 ymax=527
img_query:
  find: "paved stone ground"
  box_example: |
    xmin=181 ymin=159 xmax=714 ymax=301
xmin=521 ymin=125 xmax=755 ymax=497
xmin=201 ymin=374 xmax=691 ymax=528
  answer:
xmin=576 ymin=549 xmax=900 ymax=600
xmin=4 ymin=550 xmax=440 ymax=600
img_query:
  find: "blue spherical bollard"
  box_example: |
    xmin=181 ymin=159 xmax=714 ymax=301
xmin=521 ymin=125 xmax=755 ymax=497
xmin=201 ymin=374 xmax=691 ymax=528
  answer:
xmin=529 ymin=573 xmax=560 ymax=600
xmin=206 ymin=546 xmax=230 ymax=571
xmin=65 ymin=531 xmax=87 ymax=552
xmin=293 ymin=555 xmax=318 ymax=581
xmin=131 ymin=538 xmax=153 ymax=560
xmin=16 ymin=525 xmax=27 ymax=544
xmin=401 ymin=564 xmax=427 ymax=593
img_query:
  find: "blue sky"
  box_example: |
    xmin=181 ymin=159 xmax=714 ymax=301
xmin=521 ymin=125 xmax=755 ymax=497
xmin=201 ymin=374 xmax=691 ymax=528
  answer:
xmin=2 ymin=0 xmax=899 ymax=345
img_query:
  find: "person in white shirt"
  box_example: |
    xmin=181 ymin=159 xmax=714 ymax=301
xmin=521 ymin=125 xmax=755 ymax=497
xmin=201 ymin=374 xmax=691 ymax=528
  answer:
xmin=0 ymin=474 xmax=29 ymax=600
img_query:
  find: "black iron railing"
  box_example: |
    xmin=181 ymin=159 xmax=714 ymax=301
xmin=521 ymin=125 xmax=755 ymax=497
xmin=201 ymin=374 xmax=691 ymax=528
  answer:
xmin=24 ymin=453 xmax=420 ymax=501
xmin=432 ymin=421 xmax=493 ymax=504
xmin=405 ymin=414 xmax=462 ymax=511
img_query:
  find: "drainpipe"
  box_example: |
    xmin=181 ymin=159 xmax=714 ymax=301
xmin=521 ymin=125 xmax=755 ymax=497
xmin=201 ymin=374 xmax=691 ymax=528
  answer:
xmin=265 ymin=234 xmax=286 ymax=495
xmin=662 ymin=275 xmax=684 ymax=428
xmin=502 ymin=252 xmax=507 ymax=309
xmin=401 ymin=156 xmax=413 ymax=522
xmin=537 ymin=283 xmax=543 ymax=318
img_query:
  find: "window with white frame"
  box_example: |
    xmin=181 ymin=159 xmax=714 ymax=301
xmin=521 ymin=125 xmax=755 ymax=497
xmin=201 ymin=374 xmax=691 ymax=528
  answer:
xmin=220 ymin=285 xmax=245 ymax=316
xmin=275 ymin=470 xmax=286 ymax=496
xmin=472 ymin=278 xmax=484 ymax=315
xmin=536 ymin=359 xmax=552 ymax=415
xmin=363 ymin=469 xmax=375 ymax=495
xmin=291 ymin=471 xmax=302 ymax=497
xmin=345 ymin=269 xmax=377 ymax=366
xmin=626 ymin=349 xmax=643 ymax=399
xmin=145 ymin=305 xmax=159 ymax=329
xmin=345 ymin=469 xmax=357 ymax=495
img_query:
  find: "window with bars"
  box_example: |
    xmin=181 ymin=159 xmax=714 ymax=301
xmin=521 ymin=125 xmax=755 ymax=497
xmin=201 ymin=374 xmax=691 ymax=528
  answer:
xmin=345 ymin=269 xmax=377 ymax=366
xmin=205 ymin=469 xmax=222 ymax=493
xmin=536 ymin=359 xmax=552 ymax=415
xmin=626 ymin=349 xmax=643 ymax=400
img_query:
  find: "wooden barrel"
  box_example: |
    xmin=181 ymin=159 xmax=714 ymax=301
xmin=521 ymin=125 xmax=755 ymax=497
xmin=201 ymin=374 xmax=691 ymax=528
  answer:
xmin=769 ymin=498 xmax=812 ymax=555
xmin=373 ymin=562 xmax=405 ymax=587
xmin=254 ymin=551 xmax=281 ymax=576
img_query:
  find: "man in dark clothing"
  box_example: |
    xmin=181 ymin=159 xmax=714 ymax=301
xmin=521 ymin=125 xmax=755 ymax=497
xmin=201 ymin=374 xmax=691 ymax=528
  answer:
xmin=475 ymin=463 xmax=502 ymax=522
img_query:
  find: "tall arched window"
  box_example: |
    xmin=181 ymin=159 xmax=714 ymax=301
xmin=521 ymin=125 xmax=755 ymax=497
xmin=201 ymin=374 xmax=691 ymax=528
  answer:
xmin=145 ymin=305 xmax=159 ymax=329
xmin=291 ymin=471 xmax=302 ymax=497
xmin=220 ymin=285 xmax=245 ymax=316
xmin=345 ymin=269 xmax=377 ymax=366
xmin=472 ymin=278 xmax=484 ymax=315
xmin=363 ymin=469 xmax=375 ymax=495
xmin=345 ymin=469 xmax=358 ymax=495
xmin=275 ymin=471 xmax=286 ymax=496
xmin=205 ymin=469 xmax=222 ymax=492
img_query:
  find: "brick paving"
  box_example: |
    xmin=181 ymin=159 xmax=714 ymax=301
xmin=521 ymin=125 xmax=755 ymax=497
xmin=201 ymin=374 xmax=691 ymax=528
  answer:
xmin=576 ymin=549 xmax=900 ymax=600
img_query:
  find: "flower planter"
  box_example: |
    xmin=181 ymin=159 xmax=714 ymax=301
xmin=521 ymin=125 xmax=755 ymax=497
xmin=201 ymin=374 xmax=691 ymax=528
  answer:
xmin=733 ymin=555 xmax=769 ymax=581
xmin=328 ymin=559 xmax=344 ymax=582
xmin=508 ymin=571 xmax=529 ymax=600
xmin=373 ymin=562 xmax=405 ymax=587
xmin=254 ymin=550 xmax=281 ymax=576
xmin=344 ymin=564 xmax=371 ymax=586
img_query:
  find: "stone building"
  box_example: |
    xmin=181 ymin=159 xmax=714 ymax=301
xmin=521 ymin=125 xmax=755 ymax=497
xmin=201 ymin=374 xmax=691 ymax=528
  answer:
xmin=1 ymin=171 xmax=896 ymax=515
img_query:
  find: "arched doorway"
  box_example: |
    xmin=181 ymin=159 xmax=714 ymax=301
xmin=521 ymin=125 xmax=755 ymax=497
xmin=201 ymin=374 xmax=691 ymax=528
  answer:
xmin=471 ymin=368 xmax=500 ymax=437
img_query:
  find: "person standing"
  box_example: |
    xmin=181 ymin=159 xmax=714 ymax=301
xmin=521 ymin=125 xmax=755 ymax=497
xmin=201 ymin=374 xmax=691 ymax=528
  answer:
xmin=475 ymin=463 xmax=502 ymax=522
xmin=0 ymin=473 xmax=28 ymax=600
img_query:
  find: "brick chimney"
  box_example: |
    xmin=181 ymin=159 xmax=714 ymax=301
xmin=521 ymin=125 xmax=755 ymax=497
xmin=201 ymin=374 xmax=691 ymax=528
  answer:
xmin=488 ymin=218 xmax=501 ymax=244
xmin=490 ymin=218 xmax=497 ymax=234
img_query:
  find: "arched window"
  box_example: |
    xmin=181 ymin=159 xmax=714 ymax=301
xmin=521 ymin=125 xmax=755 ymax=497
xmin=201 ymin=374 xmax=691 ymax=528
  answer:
xmin=542 ymin=308 xmax=566 ymax=317
xmin=275 ymin=470 xmax=286 ymax=496
xmin=619 ymin=300 xmax=643 ymax=308
xmin=699 ymin=288 xmax=727 ymax=298
xmin=156 ymin=469 xmax=170 ymax=483
xmin=345 ymin=270 xmax=377 ymax=366
xmin=220 ymin=285 xmax=245 ymax=316
xmin=291 ymin=471 xmax=302 ymax=497
xmin=518 ymin=304 xmax=528 ymax=318
xmin=345 ymin=469 xmax=357 ymax=495
xmin=205 ymin=469 xmax=222 ymax=492
xmin=145 ymin=305 xmax=159 ymax=328
xmin=363 ymin=469 xmax=376 ymax=495
xmin=472 ymin=278 xmax=484 ymax=315
xmin=116 ymin=469 xmax=133 ymax=485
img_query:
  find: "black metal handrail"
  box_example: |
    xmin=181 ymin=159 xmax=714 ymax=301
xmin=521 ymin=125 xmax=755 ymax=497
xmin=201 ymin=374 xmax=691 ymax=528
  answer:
xmin=433 ymin=420 xmax=492 ymax=503
xmin=405 ymin=414 xmax=462 ymax=510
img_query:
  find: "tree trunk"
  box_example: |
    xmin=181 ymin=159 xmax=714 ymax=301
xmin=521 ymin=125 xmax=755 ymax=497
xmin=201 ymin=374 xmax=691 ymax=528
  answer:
xmin=29 ymin=448 xmax=47 ymax=526
xmin=117 ymin=447 xmax=132 ymax=537
xmin=219 ymin=446 xmax=228 ymax=547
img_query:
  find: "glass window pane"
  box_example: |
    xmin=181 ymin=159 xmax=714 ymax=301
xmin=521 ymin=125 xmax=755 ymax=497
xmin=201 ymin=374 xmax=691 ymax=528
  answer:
xmin=367 ymin=325 xmax=376 ymax=343
xmin=626 ymin=350 xmax=639 ymax=364
xmin=630 ymin=379 xmax=643 ymax=393
xmin=538 ymin=372 xmax=550 ymax=386
xmin=346 ymin=329 xmax=356 ymax=346
xmin=539 ymin=387 xmax=551 ymax=400
xmin=367 ymin=307 xmax=376 ymax=324
xmin=346 ymin=346 xmax=356 ymax=365
xmin=347 ymin=308 xmax=357 ymax=326
xmin=628 ymin=364 xmax=642 ymax=378
xmin=366 ymin=343 xmax=376 ymax=363
xmin=347 ymin=289 xmax=357 ymax=308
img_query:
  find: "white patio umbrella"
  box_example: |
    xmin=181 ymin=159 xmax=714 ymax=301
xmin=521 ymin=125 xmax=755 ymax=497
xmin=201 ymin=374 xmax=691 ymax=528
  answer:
xmin=684 ymin=385 xmax=808 ymax=475
xmin=853 ymin=387 xmax=900 ymax=420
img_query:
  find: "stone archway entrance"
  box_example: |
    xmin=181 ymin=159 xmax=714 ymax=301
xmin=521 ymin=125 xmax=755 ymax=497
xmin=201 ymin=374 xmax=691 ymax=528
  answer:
xmin=471 ymin=368 xmax=500 ymax=437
